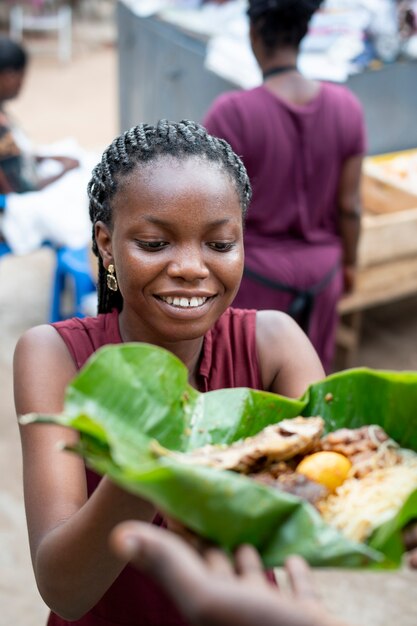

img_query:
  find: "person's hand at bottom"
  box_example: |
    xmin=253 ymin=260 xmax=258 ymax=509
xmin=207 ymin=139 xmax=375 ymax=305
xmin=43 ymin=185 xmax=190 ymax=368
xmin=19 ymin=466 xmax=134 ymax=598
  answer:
xmin=110 ymin=521 xmax=351 ymax=626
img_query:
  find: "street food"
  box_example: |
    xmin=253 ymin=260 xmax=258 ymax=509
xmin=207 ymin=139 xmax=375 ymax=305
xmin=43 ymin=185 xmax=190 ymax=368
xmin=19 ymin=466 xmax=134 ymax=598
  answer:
xmin=319 ymin=461 xmax=417 ymax=542
xmin=155 ymin=418 xmax=417 ymax=544
xmin=161 ymin=416 xmax=324 ymax=473
xmin=295 ymin=451 xmax=352 ymax=492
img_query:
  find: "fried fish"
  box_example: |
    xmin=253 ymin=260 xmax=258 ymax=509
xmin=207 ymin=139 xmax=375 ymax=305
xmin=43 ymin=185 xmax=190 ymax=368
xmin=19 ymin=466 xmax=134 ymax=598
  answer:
xmin=156 ymin=416 xmax=324 ymax=473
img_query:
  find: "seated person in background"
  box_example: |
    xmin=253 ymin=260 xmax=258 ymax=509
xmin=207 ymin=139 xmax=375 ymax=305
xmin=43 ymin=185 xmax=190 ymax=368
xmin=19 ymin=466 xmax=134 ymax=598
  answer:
xmin=0 ymin=36 xmax=79 ymax=194
xmin=203 ymin=0 xmax=366 ymax=373
xmin=0 ymin=36 xmax=96 ymax=256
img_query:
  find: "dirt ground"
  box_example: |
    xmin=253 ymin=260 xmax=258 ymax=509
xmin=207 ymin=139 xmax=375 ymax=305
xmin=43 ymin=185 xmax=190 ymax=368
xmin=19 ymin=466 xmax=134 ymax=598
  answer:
xmin=0 ymin=7 xmax=416 ymax=626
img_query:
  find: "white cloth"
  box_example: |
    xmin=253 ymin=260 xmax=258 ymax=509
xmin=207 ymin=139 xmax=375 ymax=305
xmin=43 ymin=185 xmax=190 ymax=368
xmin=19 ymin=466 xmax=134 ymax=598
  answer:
xmin=2 ymin=138 xmax=99 ymax=255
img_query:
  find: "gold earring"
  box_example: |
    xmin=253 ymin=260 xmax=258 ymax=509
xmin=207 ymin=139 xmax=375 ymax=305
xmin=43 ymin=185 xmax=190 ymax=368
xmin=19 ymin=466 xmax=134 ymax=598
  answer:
xmin=106 ymin=264 xmax=118 ymax=292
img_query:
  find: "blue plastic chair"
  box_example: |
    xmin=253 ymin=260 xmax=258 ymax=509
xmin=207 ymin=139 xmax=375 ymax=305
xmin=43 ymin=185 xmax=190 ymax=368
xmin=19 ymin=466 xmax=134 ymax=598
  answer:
xmin=50 ymin=245 xmax=97 ymax=322
xmin=0 ymin=195 xmax=9 ymax=257
xmin=1 ymin=191 xmax=95 ymax=320
xmin=0 ymin=241 xmax=11 ymax=257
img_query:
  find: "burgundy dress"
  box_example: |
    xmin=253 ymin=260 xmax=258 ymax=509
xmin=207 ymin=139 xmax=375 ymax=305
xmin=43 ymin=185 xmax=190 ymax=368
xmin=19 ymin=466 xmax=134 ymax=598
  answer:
xmin=48 ymin=307 xmax=263 ymax=626
xmin=204 ymin=82 xmax=366 ymax=371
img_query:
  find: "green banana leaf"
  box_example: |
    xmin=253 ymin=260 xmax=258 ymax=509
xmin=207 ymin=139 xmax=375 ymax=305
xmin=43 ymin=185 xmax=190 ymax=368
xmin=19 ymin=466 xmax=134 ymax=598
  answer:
xmin=24 ymin=343 xmax=417 ymax=569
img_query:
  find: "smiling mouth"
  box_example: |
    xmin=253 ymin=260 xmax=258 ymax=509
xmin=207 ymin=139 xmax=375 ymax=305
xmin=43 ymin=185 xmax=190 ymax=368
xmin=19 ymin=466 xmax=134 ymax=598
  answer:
xmin=157 ymin=295 xmax=211 ymax=308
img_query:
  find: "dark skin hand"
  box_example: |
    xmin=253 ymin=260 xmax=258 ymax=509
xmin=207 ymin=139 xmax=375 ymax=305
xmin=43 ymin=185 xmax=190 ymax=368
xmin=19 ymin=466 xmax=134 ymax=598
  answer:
xmin=110 ymin=522 xmax=351 ymax=626
xmin=36 ymin=155 xmax=80 ymax=190
xmin=0 ymin=157 xmax=79 ymax=193
xmin=0 ymin=166 xmax=13 ymax=194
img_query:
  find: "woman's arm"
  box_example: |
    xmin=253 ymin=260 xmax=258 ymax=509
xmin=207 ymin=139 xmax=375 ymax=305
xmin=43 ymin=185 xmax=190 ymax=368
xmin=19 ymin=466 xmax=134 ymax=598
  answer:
xmin=15 ymin=326 xmax=155 ymax=620
xmin=256 ymin=310 xmax=325 ymax=397
xmin=337 ymin=154 xmax=363 ymax=293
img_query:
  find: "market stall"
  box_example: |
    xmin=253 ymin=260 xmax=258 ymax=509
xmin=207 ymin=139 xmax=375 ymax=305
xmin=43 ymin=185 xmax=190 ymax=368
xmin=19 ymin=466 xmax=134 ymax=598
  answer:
xmin=117 ymin=0 xmax=417 ymax=154
xmin=117 ymin=0 xmax=417 ymax=369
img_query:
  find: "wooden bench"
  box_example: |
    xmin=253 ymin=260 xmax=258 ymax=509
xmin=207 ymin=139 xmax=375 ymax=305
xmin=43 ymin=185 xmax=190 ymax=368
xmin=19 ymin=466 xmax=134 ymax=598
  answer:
xmin=335 ymin=151 xmax=417 ymax=369
xmin=336 ymin=255 xmax=417 ymax=369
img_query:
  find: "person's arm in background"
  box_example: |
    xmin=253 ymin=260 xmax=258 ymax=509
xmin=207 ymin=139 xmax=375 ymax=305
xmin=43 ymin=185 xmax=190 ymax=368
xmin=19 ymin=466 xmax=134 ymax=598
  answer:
xmin=35 ymin=155 xmax=80 ymax=190
xmin=337 ymin=89 xmax=367 ymax=295
xmin=0 ymin=112 xmax=78 ymax=192
xmin=337 ymin=153 xmax=363 ymax=293
xmin=0 ymin=165 xmax=13 ymax=193
xmin=111 ymin=522 xmax=351 ymax=626
xmin=0 ymin=113 xmax=18 ymax=193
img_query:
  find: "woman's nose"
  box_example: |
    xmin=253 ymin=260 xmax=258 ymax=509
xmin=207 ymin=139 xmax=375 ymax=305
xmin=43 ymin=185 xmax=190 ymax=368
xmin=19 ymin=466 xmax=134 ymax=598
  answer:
xmin=166 ymin=246 xmax=209 ymax=281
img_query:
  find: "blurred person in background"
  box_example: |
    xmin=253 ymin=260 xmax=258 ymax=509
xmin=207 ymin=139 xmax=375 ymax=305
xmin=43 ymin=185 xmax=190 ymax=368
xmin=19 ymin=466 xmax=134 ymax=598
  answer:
xmin=0 ymin=35 xmax=95 ymax=255
xmin=204 ymin=0 xmax=366 ymax=373
xmin=0 ymin=36 xmax=79 ymax=195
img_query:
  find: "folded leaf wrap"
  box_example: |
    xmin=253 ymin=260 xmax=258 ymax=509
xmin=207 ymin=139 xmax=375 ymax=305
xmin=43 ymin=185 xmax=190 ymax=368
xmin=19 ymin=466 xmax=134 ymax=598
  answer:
xmin=24 ymin=343 xmax=417 ymax=569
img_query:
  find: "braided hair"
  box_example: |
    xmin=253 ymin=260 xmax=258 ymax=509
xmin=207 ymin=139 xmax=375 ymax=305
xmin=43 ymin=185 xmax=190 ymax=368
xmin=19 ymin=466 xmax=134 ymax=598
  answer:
xmin=248 ymin=0 xmax=324 ymax=52
xmin=87 ymin=119 xmax=252 ymax=314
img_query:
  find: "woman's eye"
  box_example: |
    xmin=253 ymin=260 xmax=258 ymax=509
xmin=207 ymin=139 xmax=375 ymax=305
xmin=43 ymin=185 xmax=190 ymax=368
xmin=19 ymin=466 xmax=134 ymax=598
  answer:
xmin=208 ymin=242 xmax=235 ymax=252
xmin=136 ymin=240 xmax=167 ymax=250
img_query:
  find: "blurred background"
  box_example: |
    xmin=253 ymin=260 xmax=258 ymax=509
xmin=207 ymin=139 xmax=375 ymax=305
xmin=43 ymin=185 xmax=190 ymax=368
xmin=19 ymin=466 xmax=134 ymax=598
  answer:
xmin=0 ymin=1 xmax=417 ymax=624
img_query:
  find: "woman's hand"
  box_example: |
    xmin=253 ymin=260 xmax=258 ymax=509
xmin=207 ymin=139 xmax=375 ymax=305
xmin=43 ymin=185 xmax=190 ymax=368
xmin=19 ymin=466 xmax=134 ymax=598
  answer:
xmin=110 ymin=521 xmax=350 ymax=626
xmin=342 ymin=263 xmax=357 ymax=293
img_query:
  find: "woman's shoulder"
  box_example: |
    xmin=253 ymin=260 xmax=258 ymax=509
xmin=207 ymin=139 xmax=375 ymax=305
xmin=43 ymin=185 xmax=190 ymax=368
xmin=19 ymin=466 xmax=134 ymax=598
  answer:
xmin=213 ymin=307 xmax=295 ymax=348
xmin=256 ymin=309 xmax=300 ymax=357
xmin=14 ymin=323 xmax=78 ymax=392
xmin=255 ymin=310 xmax=325 ymax=396
xmin=320 ymin=81 xmax=364 ymax=112
xmin=51 ymin=310 xmax=121 ymax=370
xmin=16 ymin=322 xmax=67 ymax=351
xmin=205 ymin=86 xmax=264 ymax=118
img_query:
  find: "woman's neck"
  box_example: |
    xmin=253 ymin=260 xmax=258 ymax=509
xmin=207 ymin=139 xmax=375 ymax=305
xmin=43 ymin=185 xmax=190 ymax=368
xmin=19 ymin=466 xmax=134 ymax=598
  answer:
xmin=259 ymin=49 xmax=299 ymax=79
xmin=260 ymin=48 xmax=320 ymax=106
xmin=117 ymin=309 xmax=204 ymax=386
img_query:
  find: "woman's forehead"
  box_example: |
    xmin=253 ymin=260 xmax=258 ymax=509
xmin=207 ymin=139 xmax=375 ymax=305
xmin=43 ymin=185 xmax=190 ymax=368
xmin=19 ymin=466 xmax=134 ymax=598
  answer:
xmin=116 ymin=155 xmax=240 ymax=205
xmin=121 ymin=154 xmax=224 ymax=184
xmin=112 ymin=156 xmax=243 ymax=224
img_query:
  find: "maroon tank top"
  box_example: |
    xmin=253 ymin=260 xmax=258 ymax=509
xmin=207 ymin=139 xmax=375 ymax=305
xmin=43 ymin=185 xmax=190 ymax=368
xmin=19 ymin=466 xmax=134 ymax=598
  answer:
xmin=48 ymin=307 xmax=263 ymax=626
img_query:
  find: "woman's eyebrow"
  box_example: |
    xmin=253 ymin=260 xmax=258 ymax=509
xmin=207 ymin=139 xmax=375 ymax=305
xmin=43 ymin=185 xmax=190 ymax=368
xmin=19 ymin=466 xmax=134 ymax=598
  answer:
xmin=143 ymin=216 xmax=232 ymax=227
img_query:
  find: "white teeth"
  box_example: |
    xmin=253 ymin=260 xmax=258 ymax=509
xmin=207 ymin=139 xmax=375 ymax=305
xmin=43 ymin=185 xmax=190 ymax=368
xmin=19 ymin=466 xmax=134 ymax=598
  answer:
xmin=160 ymin=296 xmax=207 ymax=308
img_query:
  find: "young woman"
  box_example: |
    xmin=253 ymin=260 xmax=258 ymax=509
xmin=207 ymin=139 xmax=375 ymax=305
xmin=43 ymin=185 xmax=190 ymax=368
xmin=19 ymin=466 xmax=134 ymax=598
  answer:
xmin=203 ymin=0 xmax=366 ymax=372
xmin=14 ymin=120 xmax=325 ymax=626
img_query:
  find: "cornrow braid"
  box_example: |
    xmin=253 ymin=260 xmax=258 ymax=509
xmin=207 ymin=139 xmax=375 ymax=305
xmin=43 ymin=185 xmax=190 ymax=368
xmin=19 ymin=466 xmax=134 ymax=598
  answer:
xmin=87 ymin=119 xmax=252 ymax=314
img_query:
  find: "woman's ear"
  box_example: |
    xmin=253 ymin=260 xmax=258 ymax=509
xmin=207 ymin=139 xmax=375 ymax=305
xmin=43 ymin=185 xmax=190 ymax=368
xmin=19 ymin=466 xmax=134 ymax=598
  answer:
xmin=95 ymin=221 xmax=113 ymax=269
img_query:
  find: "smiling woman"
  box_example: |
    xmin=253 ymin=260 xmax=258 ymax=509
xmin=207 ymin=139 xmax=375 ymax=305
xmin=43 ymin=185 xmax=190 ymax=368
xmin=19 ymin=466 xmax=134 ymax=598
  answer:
xmin=96 ymin=156 xmax=245 ymax=346
xmin=13 ymin=119 xmax=325 ymax=626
